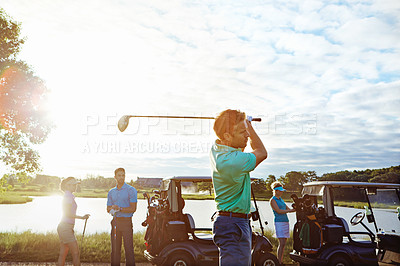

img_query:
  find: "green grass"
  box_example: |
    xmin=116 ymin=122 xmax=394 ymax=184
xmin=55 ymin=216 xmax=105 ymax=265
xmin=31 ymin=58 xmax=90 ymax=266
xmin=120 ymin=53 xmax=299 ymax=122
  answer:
xmin=0 ymin=230 xmax=295 ymax=264
xmin=254 ymin=228 xmax=294 ymax=265
xmin=0 ymin=194 xmax=33 ymax=204
xmin=0 ymin=230 xmax=147 ymax=262
xmin=333 ymin=200 xmax=397 ymax=209
xmin=182 ymin=194 xmax=215 ymax=200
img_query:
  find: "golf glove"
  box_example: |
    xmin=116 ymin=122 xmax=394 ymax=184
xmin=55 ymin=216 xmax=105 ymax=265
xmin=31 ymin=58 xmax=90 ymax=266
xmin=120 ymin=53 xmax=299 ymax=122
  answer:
xmin=110 ymin=209 xmax=119 ymax=216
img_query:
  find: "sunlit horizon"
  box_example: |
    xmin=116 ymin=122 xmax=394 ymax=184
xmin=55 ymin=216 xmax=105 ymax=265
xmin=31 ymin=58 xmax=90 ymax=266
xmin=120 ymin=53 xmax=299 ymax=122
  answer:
xmin=1 ymin=0 xmax=399 ymax=180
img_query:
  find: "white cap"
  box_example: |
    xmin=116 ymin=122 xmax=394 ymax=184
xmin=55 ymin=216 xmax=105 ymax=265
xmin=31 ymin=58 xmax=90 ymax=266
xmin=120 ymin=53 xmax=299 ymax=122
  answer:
xmin=67 ymin=178 xmax=80 ymax=185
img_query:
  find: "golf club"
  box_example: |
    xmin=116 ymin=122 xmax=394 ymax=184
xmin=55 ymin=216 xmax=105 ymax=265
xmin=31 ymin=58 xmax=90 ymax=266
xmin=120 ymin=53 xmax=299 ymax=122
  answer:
xmin=251 ymin=183 xmax=264 ymax=236
xmin=81 ymin=217 xmax=88 ymax=243
xmin=110 ymin=209 xmax=119 ymax=265
xmin=117 ymin=115 xmax=262 ymax=132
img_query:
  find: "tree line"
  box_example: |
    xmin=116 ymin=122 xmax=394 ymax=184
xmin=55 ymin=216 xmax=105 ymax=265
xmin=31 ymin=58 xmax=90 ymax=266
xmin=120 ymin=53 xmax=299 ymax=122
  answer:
xmin=1 ymin=165 xmax=399 ymax=194
xmin=192 ymin=165 xmax=400 ymax=196
xmin=2 ymin=165 xmax=400 ymax=194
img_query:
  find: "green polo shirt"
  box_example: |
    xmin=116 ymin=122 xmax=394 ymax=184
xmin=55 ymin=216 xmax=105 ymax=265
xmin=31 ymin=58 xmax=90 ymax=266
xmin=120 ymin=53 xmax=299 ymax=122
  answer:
xmin=210 ymin=142 xmax=256 ymax=214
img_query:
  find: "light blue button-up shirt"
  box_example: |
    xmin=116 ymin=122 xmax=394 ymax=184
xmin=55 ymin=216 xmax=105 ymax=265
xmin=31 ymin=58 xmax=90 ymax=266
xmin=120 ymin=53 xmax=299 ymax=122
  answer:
xmin=107 ymin=183 xmax=137 ymax=217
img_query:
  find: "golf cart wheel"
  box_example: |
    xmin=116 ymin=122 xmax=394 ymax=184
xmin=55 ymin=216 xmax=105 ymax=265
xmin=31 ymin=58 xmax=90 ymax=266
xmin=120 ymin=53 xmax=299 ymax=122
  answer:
xmin=166 ymin=252 xmax=195 ymax=266
xmin=255 ymin=253 xmax=279 ymax=266
xmin=328 ymin=254 xmax=351 ymax=266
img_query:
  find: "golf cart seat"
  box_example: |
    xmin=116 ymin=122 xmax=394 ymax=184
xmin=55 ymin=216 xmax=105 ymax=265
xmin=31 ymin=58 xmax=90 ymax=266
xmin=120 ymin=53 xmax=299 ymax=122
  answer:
xmin=184 ymin=213 xmax=214 ymax=243
xmin=337 ymin=217 xmax=376 ymax=248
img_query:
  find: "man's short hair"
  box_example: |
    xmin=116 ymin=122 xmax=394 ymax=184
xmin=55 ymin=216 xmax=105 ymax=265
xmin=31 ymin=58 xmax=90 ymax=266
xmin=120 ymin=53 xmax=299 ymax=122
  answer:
xmin=114 ymin=168 xmax=125 ymax=176
xmin=213 ymin=109 xmax=246 ymax=140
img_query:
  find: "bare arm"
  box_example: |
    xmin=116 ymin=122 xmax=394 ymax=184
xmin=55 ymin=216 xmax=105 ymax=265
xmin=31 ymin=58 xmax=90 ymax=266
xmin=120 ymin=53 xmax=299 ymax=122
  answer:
xmin=75 ymin=214 xmax=90 ymax=219
xmin=107 ymin=202 xmax=137 ymax=213
xmin=270 ymin=199 xmax=295 ymax=214
xmin=247 ymin=120 xmax=267 ymax=167
xmin=121 ymin=202 xmax=137 ymax=213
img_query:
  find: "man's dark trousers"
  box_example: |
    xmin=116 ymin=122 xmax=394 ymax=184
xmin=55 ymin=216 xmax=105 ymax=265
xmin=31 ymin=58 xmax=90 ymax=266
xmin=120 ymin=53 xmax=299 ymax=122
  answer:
xmin=111 ymin=218 xmax=135 ymax=266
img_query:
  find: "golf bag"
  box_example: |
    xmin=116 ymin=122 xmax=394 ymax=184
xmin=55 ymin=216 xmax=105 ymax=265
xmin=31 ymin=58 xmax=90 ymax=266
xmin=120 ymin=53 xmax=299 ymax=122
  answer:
xmin=292 ymin=194 xmax=325 ymax=254
xmin=142 ymin=193 xmax=170 ymax=254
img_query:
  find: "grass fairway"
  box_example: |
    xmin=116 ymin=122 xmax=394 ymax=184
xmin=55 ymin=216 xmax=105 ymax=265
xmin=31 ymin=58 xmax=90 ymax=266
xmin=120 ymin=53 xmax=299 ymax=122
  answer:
xmin=0 ymin=230 xmax=147 ymax=262
xmin=0 ymin=229 xmax=295 ymax=264
xmin=257 ymin=227 xmax=294 ymax=265
xmin=0 ymin=194 xmax=33 ymax=204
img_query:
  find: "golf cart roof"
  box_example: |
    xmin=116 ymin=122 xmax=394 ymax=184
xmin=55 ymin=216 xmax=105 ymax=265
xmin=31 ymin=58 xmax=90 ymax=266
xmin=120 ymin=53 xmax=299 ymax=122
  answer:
xmin=162 ymin=176 xmax=260 ymax=182
xmin=163 ymin=176 xmax=212 ymax=182
xmin=303 ymin=181 xmax=400 ymax=196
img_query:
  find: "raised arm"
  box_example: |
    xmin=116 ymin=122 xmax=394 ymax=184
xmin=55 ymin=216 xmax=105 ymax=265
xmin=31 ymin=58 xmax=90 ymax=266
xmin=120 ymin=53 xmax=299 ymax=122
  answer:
xmin=247 ymin=120 xmax=267 ymax=167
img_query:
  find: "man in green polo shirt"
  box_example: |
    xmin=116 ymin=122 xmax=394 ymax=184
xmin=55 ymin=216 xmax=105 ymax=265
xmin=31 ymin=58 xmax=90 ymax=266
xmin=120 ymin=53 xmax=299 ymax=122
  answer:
xmin=210 ymin=109 xmax=267 ymax=266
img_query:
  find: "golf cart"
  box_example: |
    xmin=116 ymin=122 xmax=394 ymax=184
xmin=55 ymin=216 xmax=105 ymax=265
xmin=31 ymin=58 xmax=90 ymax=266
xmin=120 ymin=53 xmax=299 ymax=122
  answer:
xmin=141 ymin=176 xmax=279 ymax=266
xmin=289 ymin=181 xmax=400 ymax=266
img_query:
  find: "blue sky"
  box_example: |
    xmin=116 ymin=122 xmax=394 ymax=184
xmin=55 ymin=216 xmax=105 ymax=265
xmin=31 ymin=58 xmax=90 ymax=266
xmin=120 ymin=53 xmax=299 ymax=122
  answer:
xmin=1 ymin=0 xmax=399 ymax=180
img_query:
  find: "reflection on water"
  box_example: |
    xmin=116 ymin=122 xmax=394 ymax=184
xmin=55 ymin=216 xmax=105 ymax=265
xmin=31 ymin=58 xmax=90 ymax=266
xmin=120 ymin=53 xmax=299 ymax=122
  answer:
xmin=1 ymin=197 xmax=399 ymax=235
xmin=3 ymin=196 xmax=63 ymax=233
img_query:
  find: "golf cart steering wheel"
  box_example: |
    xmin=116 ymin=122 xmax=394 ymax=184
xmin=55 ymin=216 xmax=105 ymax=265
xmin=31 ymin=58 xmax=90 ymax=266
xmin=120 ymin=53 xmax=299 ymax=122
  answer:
xmin=350 ymin=211 xmax=365 ymax=226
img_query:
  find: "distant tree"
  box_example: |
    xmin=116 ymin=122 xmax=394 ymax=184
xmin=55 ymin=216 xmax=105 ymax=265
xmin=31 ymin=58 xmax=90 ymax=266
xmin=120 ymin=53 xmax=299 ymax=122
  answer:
xmin=39 ymin=185 xmax=48 ymax=192
xmin=352 ymin=174 xmax=370 ymax=182
xmin=265 ymin=175 xmax=276 ymax=193
xmin=81 ymin=174 xmax=115 ymax=189
xmin=48 ymin=182 xmax=55 ymax=191
xmin=320 ymin=171 xmax=352 ymax=181
xmin=0 ymin=8 xmax=53 ymax=176
xmin=197 ymin=182 xmax=213 ymax=196
xmin=251 ymin=178 xmax=267 ymax=194
xmin=0 ymin=174 xmax=12 ymax=192
xmin=279 ymin=171 xmax=317 ymax=191
xmin=1 ymin=173 xmax=32 ymax=189
xmin=7 ymin=175 xmax=15 ymax=188
xmin=34 ymin=174 xmax=60 ymax=187
xmin=131 ymin=180 xmax=143 ymax=190
xmin=320 ymin=166 xmax=400 ymax=183
xmin=369 ymin=172 xmax=400 ymax=184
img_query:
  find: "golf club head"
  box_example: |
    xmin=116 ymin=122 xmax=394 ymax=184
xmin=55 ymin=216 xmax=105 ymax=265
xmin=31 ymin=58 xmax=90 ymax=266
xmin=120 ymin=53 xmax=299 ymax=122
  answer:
xmin=118 ymin=115 xmax=130 ymax=132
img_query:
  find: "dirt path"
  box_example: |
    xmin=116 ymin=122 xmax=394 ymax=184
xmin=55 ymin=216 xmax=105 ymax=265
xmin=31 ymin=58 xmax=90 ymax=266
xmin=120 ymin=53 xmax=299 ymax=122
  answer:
xmin=0 ymin=263 xmax=152 ymax=266
xmin=0 ymin=263 xmax=299 ymax=266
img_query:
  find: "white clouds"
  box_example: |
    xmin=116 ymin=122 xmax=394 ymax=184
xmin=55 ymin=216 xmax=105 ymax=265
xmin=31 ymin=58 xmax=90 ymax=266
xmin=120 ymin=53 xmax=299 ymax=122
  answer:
xmin=1 ymin=0 xmax=399 ymax=178
xmin=330 ymin=17 xmax=400 ymax=49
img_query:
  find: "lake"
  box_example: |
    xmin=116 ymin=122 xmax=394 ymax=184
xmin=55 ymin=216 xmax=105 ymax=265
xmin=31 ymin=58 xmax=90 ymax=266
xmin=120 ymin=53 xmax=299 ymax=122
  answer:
xmin=1 ymin=196 xmax=399 ymax=236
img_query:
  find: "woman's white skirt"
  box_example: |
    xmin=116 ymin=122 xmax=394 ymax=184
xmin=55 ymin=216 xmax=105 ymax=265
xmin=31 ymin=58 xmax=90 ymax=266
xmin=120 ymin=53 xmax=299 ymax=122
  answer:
xmin=274 ymin=222 xmax=290 ymax=238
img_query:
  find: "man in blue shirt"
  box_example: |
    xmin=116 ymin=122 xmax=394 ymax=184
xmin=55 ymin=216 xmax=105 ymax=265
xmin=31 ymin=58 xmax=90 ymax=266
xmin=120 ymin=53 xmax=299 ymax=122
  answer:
xmin=107 ymin=168 xmax=137 ymax=266
xmin=210 ymin=109 xmax=267 ymax=266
